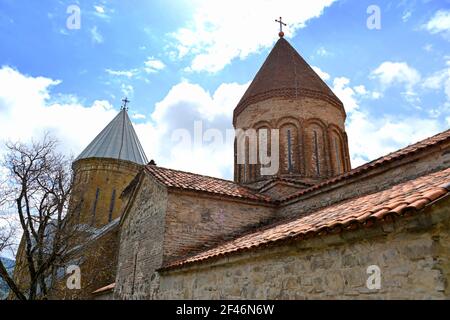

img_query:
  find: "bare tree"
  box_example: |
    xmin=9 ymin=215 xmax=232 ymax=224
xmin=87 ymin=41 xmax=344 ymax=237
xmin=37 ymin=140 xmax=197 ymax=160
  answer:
xmin=0 ymin=135 xmax=74 ymax=300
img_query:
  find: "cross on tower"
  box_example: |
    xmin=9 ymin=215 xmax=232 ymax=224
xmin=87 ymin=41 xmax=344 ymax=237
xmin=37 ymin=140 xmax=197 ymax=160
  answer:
xmin=121 ymin=97 xmax=130 ymax=110
xmin=275 ymin=17 xmax=286 ymax=38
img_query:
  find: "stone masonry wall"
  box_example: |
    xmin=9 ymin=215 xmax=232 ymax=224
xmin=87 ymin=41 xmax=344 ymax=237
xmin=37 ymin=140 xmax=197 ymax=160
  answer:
xmin=48 ymin=224 xmax=119 ymax=300
xmin=156 ymin=197 xmax=450 ymax=299
xmin=115 ymin=174 xmax=168 ymax=299
xmin=70 ymin=158 xmax=142 ymax=228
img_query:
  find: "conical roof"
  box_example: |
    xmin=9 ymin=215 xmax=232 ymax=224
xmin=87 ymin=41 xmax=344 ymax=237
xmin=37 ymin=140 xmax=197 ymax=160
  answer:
xmin=233 ymin=37 xmax=344 ymax=124
xmin=75 ymin=108 xmax=148 ymax=165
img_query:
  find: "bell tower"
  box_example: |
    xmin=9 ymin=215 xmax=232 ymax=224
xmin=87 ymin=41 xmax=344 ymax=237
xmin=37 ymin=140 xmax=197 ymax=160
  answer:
xmin=233 ymin=32 xmax=351 ymax=187
xmin=70 ymin=103 xmax=148 ymax=227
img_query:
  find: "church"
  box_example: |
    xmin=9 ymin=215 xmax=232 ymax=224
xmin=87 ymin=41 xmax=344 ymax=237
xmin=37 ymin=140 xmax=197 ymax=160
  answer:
xmin=55 ymin=33 xmax=450 ymax=299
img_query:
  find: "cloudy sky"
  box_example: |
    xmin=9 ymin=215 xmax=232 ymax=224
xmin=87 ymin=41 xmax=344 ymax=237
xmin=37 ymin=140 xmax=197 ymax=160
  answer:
xmin=0 ymin=0 xmax=450 ymax=180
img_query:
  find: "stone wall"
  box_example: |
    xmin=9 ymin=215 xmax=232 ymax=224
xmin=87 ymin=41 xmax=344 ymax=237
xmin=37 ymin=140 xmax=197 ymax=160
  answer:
xmin=115 ymin=174 xmax=168 ymax=299
xmin=115 ymin=173 xmax=276 ymax=299
xmin=156 ymin=197 xmax=450 ymax=299
xmin=70 ymin=158 xmax=142 ymax=227
xmin=48 ymin=224 xmax=120 ymax=300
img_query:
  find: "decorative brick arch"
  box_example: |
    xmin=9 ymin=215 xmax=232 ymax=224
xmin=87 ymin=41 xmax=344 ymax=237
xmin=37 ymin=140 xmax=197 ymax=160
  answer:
xmin=276 ymin=118 xmax=301 ymax=175
xmin=328 ymin=125 xmax=346 ymax=175
xmin=254 ymin=124 xmax=272 ymax=181
xmin=304 ymin=119 xmax=329 ymax=178
xmin=234 ymin=126 xmax=259 ymax=183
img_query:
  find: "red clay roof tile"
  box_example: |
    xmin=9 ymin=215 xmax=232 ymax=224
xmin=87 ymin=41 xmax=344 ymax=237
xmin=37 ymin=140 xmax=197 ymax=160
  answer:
xmin=145 ymin=165 xmax=272 ymax=203
xmin=161 ymin=167 xmax=450 ymax=271
xmin=92 ymin=282 xmax=115 ymax=294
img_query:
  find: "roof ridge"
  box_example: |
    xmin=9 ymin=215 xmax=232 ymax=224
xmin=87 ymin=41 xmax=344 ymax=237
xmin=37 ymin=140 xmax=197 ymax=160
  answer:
xmin=144 ymin=164 xmax=273 ymax=203
xmin=146 ymin=164 xmax=239 ymax=184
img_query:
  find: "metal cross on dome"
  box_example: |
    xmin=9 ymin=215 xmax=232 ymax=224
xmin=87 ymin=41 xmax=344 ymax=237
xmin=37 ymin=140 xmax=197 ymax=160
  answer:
xmin=121 ymin=97 xmax=130 ymax=110
xmin=275 ymin=16 xmax=287 ymax=37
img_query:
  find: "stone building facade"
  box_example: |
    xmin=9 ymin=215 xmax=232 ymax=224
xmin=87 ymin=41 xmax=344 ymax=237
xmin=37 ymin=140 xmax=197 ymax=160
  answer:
xmin=108 ymin=36 xmax=450 ymax=300
xmin=14 ymin=34 xmax=450 ymax=300
xmin=156 ymin=198 xmax=450 ymax=299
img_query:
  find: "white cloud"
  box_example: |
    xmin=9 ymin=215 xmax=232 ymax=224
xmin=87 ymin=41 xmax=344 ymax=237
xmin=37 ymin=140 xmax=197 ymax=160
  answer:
xmin=423 ymin=10 xmax=450 ymax=40
xmin=330 ymin=74 xmax=443 ymax=167
xmin=422 ymin=60 xmax=450 ymax=101
xmin=92 ymin=4 xmax=113 ymax=20
xmin=312 ymin=66 xmax=330 ymax=81
xmin=332 ymin=77 xmax=359 ymax=112
xmin=171 ymin=0 xmax=338 ymax=72
xmin=371 ymin=61 xmax=421 ymax=91
xmin=121 ymin=84 xmax=134 ymax=97
xmin=1 ymin=65 xmax=446 ymax=182
xmin=353 ymin=85 xmax=367 ymax=95
xmin=347 ymin=110 xmax=443 ymax=167
xmin=402 ymin=11 xmax=412 ymax=22
xmin=423 ymin=43 xmax=433 ymax=52
xmin=90 ymin=26 xmax=104 ymax=44
xmin=131 ymin=113 xmax=146 ymax=120
xmin=0 ymin=66 xmax=250 ymax=180
xmin=144 ymin=57 xmax=166 ymax=73
xmin=105 ymin=68 xmax=138 ymax=78
xmin=94 ymin=5 xmax=105 ymax=14
xmin=0 ymin=66 xmax=116 ymax=157
xmin=316 ymin=47 xmax=330 ymax=57
xmin=144 ymin=81 xmax=249 ymax=178
xmin=371 ymin=91 xmax=382 ymax=99
xmin=105 ymin=58 xmax=165 ymax=80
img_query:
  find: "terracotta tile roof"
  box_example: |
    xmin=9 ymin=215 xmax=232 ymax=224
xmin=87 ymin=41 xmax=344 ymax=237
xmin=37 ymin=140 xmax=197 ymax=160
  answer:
xmin=233 ymin=38 xmax=344 ymax=124
xmin=281 ymin=128 xmax=450 ymax=203
xmin=92 ymin=282 xmax=115 ymax=294
xmin=161 ymin=167 xmax=450 ymax=271
xmin=145 ymin=165 xmax=272 ymax=203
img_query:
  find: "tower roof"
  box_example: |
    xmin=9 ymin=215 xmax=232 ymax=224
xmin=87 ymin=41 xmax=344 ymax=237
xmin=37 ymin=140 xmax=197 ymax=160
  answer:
xmin=75 ymin=108 xmax=148 ymax=165
xmin=233 ymin=37 xmax=344 ymax=124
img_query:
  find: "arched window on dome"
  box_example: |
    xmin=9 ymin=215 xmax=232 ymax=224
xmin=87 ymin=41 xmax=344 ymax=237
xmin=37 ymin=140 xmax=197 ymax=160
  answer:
xmin=334 ymin=137 xmax=342 ymax=174
xmin=329 ymin=130 xmax=345 ymax=176
xmin=306 ymin=123 xmax=326 ymax=178
xmin=287 ymin=129 xmax=293 ymax=172
xmin=280 ymin=124 xmax=299 ymax=174
xmin=257 ymin=126 xmax=271 ymax=178
xmin=313 ymin=130 xmax=320 ymax=176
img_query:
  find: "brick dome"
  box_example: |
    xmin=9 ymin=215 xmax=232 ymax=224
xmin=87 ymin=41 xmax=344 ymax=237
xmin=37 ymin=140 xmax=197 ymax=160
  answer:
xmin=233 ymin=37 xmax=345 ymax=126
xmin=233 ymin=37 xmax=351 ymax=186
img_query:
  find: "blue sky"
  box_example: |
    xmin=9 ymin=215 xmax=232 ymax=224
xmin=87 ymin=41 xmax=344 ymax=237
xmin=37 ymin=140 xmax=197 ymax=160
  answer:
xmin=0 ymin=0 xmax=450 ymax=179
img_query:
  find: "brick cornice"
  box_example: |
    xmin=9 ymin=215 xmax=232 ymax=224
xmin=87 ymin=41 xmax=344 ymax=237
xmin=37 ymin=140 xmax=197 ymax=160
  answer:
xmin=233 ymin=88 xmax=346 ymax=125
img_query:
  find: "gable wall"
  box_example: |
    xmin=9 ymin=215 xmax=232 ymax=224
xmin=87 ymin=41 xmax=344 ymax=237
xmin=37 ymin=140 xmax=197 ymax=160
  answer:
xmin=163 ymin=192 xmax=275 ymax=263
xmin=115 ymin=175 xmax=168 ymax=299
